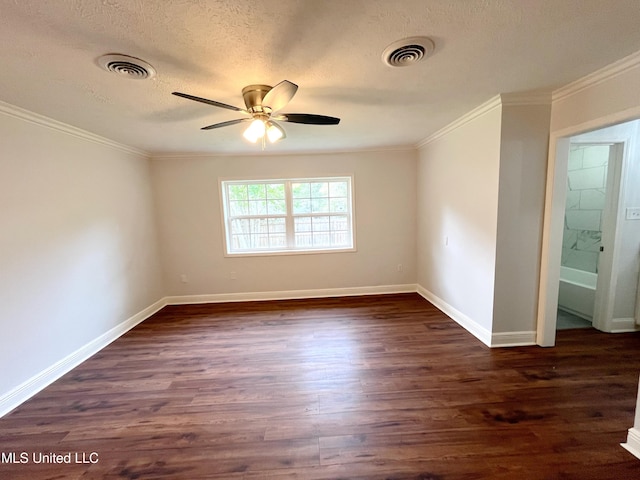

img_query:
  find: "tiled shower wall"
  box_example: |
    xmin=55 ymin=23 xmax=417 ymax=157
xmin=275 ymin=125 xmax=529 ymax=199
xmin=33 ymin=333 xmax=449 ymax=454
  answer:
xmin=561 ymin=144 xmax=610 ymax=273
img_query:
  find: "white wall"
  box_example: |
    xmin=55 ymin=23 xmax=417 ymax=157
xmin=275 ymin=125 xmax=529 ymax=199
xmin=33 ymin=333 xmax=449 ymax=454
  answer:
xmin=493 ymin=104 xmax=551 ymax=334
xmin=0 ymin=107 xmax=163 ymax=401
xmin=417 ymin=105 xmax=502 ymax=335
xmin=151 ymin=149 xmax=417 ymax=296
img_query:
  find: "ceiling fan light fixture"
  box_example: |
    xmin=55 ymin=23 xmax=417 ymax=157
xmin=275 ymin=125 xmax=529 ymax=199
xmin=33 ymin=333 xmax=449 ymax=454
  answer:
xmin=243 ymin=119 xmax=266 ymax=143
xmin=266 ymin=122 xmax=285 ymax=143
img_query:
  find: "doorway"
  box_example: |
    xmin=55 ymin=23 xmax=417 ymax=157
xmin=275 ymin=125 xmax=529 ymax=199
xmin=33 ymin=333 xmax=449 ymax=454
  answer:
xmin=538 ymin=118 xmax=640 ymax=345
xmin=556 ymin=142 xmax=618 ymax=330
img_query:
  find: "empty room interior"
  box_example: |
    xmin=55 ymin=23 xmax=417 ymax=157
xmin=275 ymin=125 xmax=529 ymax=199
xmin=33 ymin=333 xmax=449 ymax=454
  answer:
xmin=2 ymin=1 xmax=640 ymax=478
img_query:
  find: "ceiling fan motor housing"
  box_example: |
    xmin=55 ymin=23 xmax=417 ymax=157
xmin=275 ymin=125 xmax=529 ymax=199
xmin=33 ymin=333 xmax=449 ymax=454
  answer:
xmin=242 ymin=84 xmax=272 ymax=110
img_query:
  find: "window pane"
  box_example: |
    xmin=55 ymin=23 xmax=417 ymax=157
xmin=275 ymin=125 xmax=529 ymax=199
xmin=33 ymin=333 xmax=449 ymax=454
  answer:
xmin=293 ymin=198 xmax=311 ymax=214
xmin=313 ymin=233 xmax=331 ymax=246
xmin=268 ymin=218 xmax=286 ymax=233
xmin=332 ymin=231 xmax=349 ymax=245
xmin=311 ymin=198 xmax=329 ymax=213
xmin=312 ymin=216 xmax=330 ymax=231
xmin=267 ymin=199 xmax=286 ymax=215
xmin=231 ymin=233 xmax=253 ymax=249
xmin=294 ymin=217 xmax=312 ymax=232
xmin=230 ymin=218 xmax=250 ymax=234
xmin=228 ymin=184 xmax=248 ymax=201
xmin=330 ymin=198 xmax=347 ymax=213
xmin=266 ymin=183 xmax=285 ymax=199
xmin=249 ymin=200 xmax=267 ymax=215
xmin=295 ymin=232 xmax=312 ymax=247
xmin=248 ymin=184 xmax=266 ymax=200
xmin=330 ymin=215 xmax=348 ymax=231
xmin=230 ymin=200 xmax=249 ymax=216
xmin=249 ymin=218 xmax=268 ymax=232
xmin=292 ymin=182 xmax=310 ymax=198
xmin=310 ymin=182 xmax=328 ymax=197
xmin=329 ymin=181 xmax=347 ymax=197
xmin=269 ymin=234 xmax=286 ymax=248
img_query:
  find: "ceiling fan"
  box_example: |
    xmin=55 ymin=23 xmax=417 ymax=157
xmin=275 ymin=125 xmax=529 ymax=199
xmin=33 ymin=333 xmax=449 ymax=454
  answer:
xmin=172 ymin=80 xmax=340 ymax=144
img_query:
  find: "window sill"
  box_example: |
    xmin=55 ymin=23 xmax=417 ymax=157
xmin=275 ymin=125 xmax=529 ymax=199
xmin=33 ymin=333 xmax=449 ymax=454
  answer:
xmin=224 ymin=246 xmax=357 ymax=258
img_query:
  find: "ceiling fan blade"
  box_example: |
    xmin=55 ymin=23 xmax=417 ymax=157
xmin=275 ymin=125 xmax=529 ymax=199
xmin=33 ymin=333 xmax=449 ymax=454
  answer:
xmin=172 ymin=91 xmax=248 ymax=113
xmin=275 ymin=113 xmax=340 ymax=125
xmin=262 ymin=80 xmax=298 ymax=112
xmin=201 ymin=118 xmax=252 ymax=130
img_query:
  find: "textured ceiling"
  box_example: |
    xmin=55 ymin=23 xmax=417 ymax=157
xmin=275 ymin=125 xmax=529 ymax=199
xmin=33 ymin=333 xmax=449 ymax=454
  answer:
xmin=1 ymin=0 xmax=640 ymax=155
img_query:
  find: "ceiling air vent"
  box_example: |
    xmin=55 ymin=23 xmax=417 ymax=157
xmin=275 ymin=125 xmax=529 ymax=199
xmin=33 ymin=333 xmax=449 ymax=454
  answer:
xmin=97 ymin=54 xmax=156 ymax=79
xmin=382 ymin=37 xmax=435 ymax=67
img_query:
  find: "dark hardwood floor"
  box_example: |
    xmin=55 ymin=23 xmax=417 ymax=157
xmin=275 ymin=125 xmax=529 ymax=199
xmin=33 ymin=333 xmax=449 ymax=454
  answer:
xmin=1 ymin=293 xmax=640 ymax=479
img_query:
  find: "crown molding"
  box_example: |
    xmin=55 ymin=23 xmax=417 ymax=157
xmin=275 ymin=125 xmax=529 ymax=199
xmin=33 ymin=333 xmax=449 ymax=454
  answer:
xmin=416 ymin=91 xmax=552 ymax=148
xmin=0 ymin=100 xmax=148 ymax=157
xmin=150 ymin=144 xmax=417 ymax=159
xmin=500 ymin=91 xmax=552 ymax=106
xmin=416 ymin=95 xmax=502 ymax=147
xmin=552 ymin=49 xmax=640 ymax=103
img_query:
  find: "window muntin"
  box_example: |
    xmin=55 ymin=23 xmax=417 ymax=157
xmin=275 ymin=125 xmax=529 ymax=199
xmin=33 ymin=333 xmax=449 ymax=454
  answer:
xmin=221 ymin=177 xmax=354 ymax=255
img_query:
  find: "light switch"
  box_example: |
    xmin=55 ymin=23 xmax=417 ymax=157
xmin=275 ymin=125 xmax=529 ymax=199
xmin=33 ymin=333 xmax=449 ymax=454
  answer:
xmin=626 ymin=207 xmax=640 ymax=220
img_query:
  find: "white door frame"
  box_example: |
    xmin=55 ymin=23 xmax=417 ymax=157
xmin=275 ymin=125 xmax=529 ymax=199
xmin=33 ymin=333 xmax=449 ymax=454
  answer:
xmin=537 ymin=109 xmax=640 ymax=347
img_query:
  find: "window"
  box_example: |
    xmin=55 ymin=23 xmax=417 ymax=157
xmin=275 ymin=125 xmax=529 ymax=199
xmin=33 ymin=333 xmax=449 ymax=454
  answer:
xmin=220 ymin=176 xmax=354 ymax=255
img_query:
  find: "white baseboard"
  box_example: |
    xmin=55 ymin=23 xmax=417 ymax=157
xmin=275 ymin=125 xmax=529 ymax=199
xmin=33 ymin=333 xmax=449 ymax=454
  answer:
xmin=165 ymin=284 xmax=417 ymax=305
xmin=611 ymin=317 xmax=640 ymax=333
xmin=0 ymin=298 xmax=167 ymax=418
xmin=491 ymin=331 xmax=537 ymax=347
xmin=622 ymin=428 xmax=640 ymax=460
xmin=416 ymin=285 xmax=492 ymax=347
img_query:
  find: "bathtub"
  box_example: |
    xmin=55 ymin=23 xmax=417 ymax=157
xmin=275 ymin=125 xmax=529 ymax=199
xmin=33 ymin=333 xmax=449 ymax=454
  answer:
xmin=558 ymin=266 xmax=598 ymax=320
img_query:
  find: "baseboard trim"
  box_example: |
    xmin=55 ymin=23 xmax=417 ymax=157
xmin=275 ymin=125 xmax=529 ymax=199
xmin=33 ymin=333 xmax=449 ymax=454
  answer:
xmin=0 ymin=298 xmax=167 ymax=418
xmin=416 ymin=285 xmax=492 ymax=347
xmin=622 ymin=428 xmax=640 ymax=460
xmin=611 ymin=317 xmax=640 ymax=333
xmin=491 ymin=331 xmax=537 ymax=347
xmin=165 ymin=284 xmax=418 ymax=305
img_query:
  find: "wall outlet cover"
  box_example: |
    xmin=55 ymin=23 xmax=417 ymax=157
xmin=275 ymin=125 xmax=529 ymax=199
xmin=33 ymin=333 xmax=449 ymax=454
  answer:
xmin=626 ymin=207 xmax=640 ymax=220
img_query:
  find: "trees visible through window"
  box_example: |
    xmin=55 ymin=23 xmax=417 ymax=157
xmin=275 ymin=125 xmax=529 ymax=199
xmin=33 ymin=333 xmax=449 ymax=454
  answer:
xmin=221 ymin=177 xmax=354 ymax=255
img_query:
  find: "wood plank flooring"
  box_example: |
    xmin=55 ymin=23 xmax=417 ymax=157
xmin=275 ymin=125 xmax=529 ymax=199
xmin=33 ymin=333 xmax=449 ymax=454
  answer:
xmin=1 ymin=293 xmax=640 ymax=479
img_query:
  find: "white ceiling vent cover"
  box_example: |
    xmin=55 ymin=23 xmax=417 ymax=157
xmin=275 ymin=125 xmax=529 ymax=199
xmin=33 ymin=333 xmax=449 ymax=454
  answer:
xmin=382 ymin=37 xmax=435 ymax=67
xmin=97 ymin=54 xmax=156 ymax=79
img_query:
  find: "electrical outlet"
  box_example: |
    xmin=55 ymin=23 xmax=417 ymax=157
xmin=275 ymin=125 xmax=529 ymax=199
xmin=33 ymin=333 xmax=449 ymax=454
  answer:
xmin=180 ymin=274 xmax=188 ymax=283
xmin=397 ymin=264 xmax=403 ymax=272
xmin=230 ymin=271 xmax=237 ymax=280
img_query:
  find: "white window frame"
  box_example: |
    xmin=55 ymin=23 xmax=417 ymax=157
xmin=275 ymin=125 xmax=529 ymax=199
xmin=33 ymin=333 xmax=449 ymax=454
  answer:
xmin=220 ymin=176 xmax=356 ymax=257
